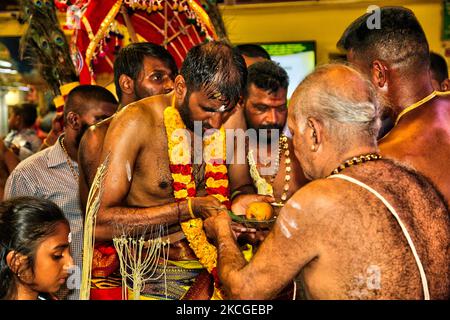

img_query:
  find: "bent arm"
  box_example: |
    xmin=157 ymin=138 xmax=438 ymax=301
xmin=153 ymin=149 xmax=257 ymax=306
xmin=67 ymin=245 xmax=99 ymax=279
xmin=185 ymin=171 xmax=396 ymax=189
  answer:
xmin=94 ymin=109 xmax=193 ymax=240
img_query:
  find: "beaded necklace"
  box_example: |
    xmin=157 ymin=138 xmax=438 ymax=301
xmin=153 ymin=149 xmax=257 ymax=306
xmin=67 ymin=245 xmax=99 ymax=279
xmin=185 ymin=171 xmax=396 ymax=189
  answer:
xmin=330 ymin=153 xmax=382 ymax=176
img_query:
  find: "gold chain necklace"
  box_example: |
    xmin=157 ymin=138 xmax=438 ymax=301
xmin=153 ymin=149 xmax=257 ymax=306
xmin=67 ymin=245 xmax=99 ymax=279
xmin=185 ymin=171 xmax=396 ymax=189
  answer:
xmin=330 ymin=153 xmax=382 ymax=176
xmin=395 ymin=90 xmax=450 ymax=126
xmin=60 ymin=137 xmax=79 ymax=180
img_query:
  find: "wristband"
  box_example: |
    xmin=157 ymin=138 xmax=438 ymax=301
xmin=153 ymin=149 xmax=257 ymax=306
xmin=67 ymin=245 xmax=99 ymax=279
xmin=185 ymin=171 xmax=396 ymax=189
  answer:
xmin=187 ymin=198 xmax=195 ymax=219
xmin=230 ymin=190 xmax=243 ymax=201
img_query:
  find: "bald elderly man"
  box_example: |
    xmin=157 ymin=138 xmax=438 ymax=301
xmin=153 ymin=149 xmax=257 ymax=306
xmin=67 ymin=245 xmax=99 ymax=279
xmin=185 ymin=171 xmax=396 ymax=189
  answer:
xmin=204 ymin=64 xmax=450 ymax=300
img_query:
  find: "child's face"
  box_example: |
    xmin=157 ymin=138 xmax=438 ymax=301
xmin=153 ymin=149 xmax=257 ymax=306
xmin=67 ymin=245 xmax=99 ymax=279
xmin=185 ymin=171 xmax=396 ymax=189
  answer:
xmin=31 ymin=222 xmax=74 ymax=294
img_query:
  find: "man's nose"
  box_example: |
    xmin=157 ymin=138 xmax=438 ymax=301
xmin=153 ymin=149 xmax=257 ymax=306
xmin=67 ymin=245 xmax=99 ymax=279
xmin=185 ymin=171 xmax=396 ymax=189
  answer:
xmin=266 ymin=109 xmax=279 ymax=125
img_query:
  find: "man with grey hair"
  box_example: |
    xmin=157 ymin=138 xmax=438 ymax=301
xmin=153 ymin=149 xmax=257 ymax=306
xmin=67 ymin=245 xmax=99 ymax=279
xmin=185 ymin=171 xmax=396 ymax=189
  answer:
xmin=204 ymin=64 xmax=450 ymax=300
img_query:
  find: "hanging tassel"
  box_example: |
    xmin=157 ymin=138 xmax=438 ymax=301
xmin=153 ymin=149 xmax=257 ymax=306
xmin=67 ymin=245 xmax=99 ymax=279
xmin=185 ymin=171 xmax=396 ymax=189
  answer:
xmin=79 ymin=154 xmax=110 ymax=300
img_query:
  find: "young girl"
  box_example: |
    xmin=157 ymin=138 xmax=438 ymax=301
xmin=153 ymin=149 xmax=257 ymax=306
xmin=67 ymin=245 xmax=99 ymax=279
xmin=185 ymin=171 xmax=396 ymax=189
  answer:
xmin=0 ymin=196 xmax=73 ymax=300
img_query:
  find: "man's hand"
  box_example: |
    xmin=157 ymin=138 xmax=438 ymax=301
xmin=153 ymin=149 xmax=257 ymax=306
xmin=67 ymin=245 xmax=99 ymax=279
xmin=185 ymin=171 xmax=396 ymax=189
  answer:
xmin=192 ymin=195 xmax=227 ymax=219
xmin=204 ymin=210 xmax=232 ymax=240
xmin=51 ymin=111 xmax=64 ymax=135
xmin=234 ymin=227 xmax=269 ymax=245
xmin=42 ymin=112 xmax=64 ymax=149
xmin=231 ymin=194 xmax=275 ymax=216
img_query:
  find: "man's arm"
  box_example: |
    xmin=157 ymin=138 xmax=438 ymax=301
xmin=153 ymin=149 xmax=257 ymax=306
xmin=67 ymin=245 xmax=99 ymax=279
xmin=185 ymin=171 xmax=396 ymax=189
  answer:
xmin=39 ymin=112 xmax=64 ymax=151
xmin=205 ymin=183 xmax=323 ymax=299
xmin=0 ymin=142 xmax=19 ymax=174
xmin=95 ymin=106 xmax=223 ymax=241
xmin=78 ymin=126 xmax=104 ymax=214
xmin=95 ymin=106 xmax=186 ymax=240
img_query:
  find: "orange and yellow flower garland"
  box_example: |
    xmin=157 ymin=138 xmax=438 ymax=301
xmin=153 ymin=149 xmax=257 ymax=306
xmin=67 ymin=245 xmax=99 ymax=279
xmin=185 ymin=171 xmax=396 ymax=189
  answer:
xmin=164 ymin=104 xmax=230 ymax=276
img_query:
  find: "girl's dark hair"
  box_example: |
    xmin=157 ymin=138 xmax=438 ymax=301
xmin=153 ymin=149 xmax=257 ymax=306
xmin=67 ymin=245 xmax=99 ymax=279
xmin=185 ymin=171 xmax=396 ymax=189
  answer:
xmin=0 ymin=197 xmax=68 ymax=300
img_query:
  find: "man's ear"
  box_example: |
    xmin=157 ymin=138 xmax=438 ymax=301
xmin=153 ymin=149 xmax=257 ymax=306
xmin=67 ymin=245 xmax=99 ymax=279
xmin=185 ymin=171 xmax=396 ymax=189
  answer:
xmin=307 ymin=117 xmax=322 ymax=152
xmin=174 ymin=74 xmax=187 ymax=102
xmin=65 ymin=111 xmax=80 ymax=130
xmin=118 ymin=74 xmax=134 ymax=98
xmin=371 ymin=60 xmax=388 ymax=89
xmin=441 ymin=78 xmax=450 ymax=91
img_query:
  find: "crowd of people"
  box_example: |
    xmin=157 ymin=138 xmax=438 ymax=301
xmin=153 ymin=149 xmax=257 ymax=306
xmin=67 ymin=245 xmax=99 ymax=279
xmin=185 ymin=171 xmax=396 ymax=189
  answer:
xmin=0 ymin=6 xmax=449 ymax=300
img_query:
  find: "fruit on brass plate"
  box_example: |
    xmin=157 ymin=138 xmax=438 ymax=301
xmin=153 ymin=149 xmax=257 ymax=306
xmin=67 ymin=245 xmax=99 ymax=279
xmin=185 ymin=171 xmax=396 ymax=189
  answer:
xmin=245 ymin=202 xmax=274 ymax=221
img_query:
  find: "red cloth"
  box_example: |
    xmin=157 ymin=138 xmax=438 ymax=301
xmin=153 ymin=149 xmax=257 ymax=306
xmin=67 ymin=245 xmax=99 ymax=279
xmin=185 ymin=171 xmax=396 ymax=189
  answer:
xmin=90 ymin=287 xmax=124 ymax=300
xmin=76 ymin=0 xmax=214 ymax=84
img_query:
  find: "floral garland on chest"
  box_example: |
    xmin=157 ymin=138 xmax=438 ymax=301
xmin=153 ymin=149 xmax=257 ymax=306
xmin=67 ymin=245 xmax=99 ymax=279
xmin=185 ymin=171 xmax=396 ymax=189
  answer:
xmin=163 ymin=101 xmax=230 ymax=286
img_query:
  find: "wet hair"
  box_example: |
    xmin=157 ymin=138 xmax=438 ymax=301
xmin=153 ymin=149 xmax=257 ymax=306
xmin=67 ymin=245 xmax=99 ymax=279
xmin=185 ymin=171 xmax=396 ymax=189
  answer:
xmin=236 ymin=44 xmax=271 ymax=60
xmin=10 ymin=103 xmax=38 ymax=127
xmin=64 ymin=84 xmax=118 ymax=123
xmin=245 ymin=60 xmax=289 ymax=98
xmin=114 ymin=42 xmax=178 ymax=101
xmin=181 ymin=41 xmax=247 ymax=109
xmin=0 ymin=197 xmax=68 ymax=300
xmin=337 ymin=6 xmax=429 ymax=74
xmin=430 ymin=52 xmax=449 ymax=84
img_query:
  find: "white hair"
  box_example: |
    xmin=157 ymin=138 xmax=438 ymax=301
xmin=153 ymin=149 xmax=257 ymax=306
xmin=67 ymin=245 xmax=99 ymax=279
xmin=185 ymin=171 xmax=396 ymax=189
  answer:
xmin=292 ymin=64 xmax=381 ymax=148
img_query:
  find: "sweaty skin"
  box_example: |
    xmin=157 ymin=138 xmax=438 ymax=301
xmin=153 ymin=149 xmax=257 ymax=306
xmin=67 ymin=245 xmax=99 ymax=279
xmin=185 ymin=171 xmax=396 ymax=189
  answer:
xmin=95 ymin=90 xmax=255 ymax=258
xmin=379 ymin=96 xmax=450 ymax=206
xmin=78 ymin=56 xmax=175 ymax=211
xmin=206 ymin=159 xmax=450 ymax=299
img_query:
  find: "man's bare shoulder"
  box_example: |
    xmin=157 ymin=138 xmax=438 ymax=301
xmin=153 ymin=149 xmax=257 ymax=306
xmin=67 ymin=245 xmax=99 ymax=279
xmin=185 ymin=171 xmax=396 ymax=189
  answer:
xmin=112 ymin=94 xmax=172 ymax=127
xmin=380 ymin=97 xmax=450 ymax=160
xmin=284 ymin=178 xmax=351 ymax=225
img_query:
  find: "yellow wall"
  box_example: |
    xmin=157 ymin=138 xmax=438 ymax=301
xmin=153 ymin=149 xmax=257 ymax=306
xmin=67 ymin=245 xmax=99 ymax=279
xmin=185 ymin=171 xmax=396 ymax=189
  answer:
xmin=220 ymin=0 xmax=443 ymax=65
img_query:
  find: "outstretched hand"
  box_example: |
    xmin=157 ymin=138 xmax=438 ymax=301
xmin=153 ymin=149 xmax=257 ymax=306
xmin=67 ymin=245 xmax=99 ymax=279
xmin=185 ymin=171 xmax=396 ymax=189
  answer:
xmin=204 ymin=210 xmax=232 ymax=240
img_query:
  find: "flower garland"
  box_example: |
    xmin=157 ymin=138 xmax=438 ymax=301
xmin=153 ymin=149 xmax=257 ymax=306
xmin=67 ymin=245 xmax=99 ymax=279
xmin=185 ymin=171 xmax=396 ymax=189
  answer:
xmin=164 ymin=104 xmax=230 ymax=277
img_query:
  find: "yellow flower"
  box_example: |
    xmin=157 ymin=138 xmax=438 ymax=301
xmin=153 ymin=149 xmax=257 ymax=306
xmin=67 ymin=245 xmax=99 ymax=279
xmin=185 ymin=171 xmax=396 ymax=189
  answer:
xmin=205 ymin=164 xmax=227 ymax=173
xmin=173 ymin=173 xmax=193 ymax=184
xmin=164 ymin=104 xmax=230 ymax=273
xmin=174 ymin=189 xmax=188 ymax=199
xmin=206 ymin=177 xmax=229 ymax=188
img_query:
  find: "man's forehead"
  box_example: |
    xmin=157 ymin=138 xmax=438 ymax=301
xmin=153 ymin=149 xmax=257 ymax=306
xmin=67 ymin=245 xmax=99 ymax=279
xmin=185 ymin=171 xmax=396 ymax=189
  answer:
xmin=196 ymin=89 xmax=231 ymax=111
xmin=248 ymin=84 xmax=287 ymax=101
xmin=141 ymin=56 xmax=172 ymax=73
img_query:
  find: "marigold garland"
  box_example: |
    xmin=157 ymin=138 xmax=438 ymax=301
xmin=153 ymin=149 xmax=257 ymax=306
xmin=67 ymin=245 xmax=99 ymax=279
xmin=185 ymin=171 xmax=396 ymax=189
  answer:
xmin=164 ymin=104 xmax=230 ymax=275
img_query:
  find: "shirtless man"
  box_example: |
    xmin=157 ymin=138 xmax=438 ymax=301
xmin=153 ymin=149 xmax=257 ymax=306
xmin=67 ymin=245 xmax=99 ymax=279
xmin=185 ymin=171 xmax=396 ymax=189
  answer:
xmin=204 ymin=64 xmax=450 ymax=300
xmin=95 ymin=41 xmax=266 ymax=299
xmin=337 ymin=6 xmax=450 ymax=205
xmin=243 ymin=60 xmax=307 ymax=212
xmin=78 ymin=42 xmax=177 ymax=209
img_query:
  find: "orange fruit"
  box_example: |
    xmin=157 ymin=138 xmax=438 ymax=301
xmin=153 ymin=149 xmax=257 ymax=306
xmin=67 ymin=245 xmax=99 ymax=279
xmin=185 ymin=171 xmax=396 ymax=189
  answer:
xmin=245 ymin=202 xmax=274 ymax=221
